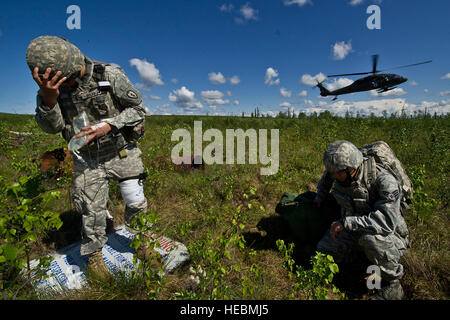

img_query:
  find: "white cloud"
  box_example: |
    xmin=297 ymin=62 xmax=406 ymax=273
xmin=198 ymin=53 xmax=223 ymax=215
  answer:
xmin=208 ymin=72 xmax=240 ymax=85
xmin=149 ymin=95 xmax=161 ymax=100
xmin=208 ymin=72 xmax=227 ymax=84
xmin=271 ymin=79 xmax=280 ymax=86
xmin=226 ymin=90 xmax=232 ymax=96
xmin=303 ymin=99 xmax=316 ymax=108
xmin=144 ymin=105 xmax=151 ymax=115
xmin=301 ymin=72 xmax=327 ymax=86
xmin=332 ymin=40 xmax=352 ymax=60
xmin=154 ymin=103 xmax=171 ymax=114
xmin=239 ymin=2 xmax=258 ymax=21
xmin=224 ymin=2 xmax=258 ymax=25
xmin=219 ymin=3 xmax=234 ymax=12
xmin=157 ymin=103 xmax=170 ymax=110
xmin=279 ymin=102 xmax=292 ymax=109
xmin=262 ymin=110 xmax=277 ymax=117
xmin=349 ymin=0 xmax=382 ymax=5
xmin=409 ymin=80 xmax=418 ymax=86
xmin=201 ymin=90 xmax=230 ymax=106
xmin=299 ymin=98 xmax=449 ymax=117
xmin=135 ymin=83 xmax=151 ymax=91
xmin=369 ymin=88 xmax=407 ymax=97
xmin=168 ymin=86 xmax=203 ymax=111
xmin=280 ymin=87 xmax=292 ymax=98
xmin=176 ymin=109 xmax=194 ymax=115
xmin=265 ymin=67 xmax=280 ymax=86
xmin=440 ymin=91 xmax=450 ymax=96
xmin=424 ymin=89 xmax=429 ymax=93
xmin=129 ymin=58 xmax=164 ymax=87
xmin=229 ymin=75 xmax=241 ymax=85
xmin=297 ymin=90 xmax=308 ymax=97
xmin=208 ymin=72 xmax=241 ymax=85
xmin=325 ymin=78 xmax=354 ymax=91
xmin=284 ymin=0 xmax=311 ymax=7
xmin=441 ymin=73 xmax=450 ymax=80
xmin=171 ymin=78 xmax=178 ymax=84
xmin=233 ymin=100 xmax=239 ymax=105
xmin=406 ymin=99 xmax=450 ymax=115
xmin=349 ymin=0 xmax=364 ymax=6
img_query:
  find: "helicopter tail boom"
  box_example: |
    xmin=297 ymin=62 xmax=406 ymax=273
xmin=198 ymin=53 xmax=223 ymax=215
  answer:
xmin=317 ymin=81 xmax=330 ymax=97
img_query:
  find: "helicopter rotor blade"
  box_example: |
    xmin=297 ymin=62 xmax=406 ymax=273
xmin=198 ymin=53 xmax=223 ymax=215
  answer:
xmin=327 ymin=72 xmax=371 ymax=77
xmin=380 ymin=60 xmax=432 ymax=72
xmin=328 ymin=54 xmax=380 ymax=77
xmin=372 ymin=54 xmax=379 ymax=74
xmin=326 ymin=56 xmax=431 ymax=78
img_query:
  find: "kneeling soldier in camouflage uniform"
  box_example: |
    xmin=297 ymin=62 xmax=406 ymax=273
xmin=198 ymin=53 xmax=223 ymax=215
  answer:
xmin=27 ymin=36 xmax=149 ymax=280
xmin=314 ymin=140 xmax=409 ymax=300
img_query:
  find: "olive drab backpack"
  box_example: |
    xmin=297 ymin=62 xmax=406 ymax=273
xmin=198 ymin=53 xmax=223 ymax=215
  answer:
xmin=275 ymin=191 xmax=340 ymax=243
xmin=358 ymin=141 xmax=413 ymax=209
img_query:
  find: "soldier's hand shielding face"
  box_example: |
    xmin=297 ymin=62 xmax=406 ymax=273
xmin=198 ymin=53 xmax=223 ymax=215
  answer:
xmin=333 ymin=170 xmax=348 ymax=182
xmin=32 ymin=67 xmax=66 ymax=109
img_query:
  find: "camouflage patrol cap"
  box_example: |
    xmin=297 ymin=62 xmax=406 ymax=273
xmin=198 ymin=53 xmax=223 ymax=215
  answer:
xmin=323 ymin=140 xmax=363 ymax=173
xmin=26 ymin=36 xmax=85 ymax=80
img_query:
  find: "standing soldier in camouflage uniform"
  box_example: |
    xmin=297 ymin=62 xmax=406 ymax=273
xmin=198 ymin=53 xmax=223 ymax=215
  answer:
xmin=26 ymin=36 xmax=148 ymax=279
xmin=313 ymin=140 xmax=409 ymax=300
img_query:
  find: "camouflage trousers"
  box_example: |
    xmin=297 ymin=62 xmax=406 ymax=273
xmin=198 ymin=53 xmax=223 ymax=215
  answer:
xmin=317 ymin=228 xmax=408 ymax=281
xmin=71 ymin=144 xmax=147 ymax=256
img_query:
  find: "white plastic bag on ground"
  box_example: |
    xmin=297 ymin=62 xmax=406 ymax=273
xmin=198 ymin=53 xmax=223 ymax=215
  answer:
xmin=28 ymin=225 xmax=190 ymax=296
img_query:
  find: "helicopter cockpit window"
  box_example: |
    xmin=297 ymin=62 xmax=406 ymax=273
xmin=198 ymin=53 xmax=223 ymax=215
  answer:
xmin=372 ymin=78 xmax=381 ymax=87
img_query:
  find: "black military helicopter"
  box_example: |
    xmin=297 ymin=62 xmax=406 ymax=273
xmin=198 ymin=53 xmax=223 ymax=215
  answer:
xmin=317 ymin=55 xmax=432 ymax=100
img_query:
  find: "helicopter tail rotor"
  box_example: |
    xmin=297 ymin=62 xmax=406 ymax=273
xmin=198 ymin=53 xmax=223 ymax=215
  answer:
xmin=316 ymin=81 xmax=330 ymax=96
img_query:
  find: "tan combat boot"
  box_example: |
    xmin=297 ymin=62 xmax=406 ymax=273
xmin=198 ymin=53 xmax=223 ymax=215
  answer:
xmin=88 ymin=250 xmax=112 ymax=281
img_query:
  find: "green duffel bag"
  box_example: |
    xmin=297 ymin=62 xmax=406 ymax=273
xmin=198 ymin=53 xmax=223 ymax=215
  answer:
xmin=275 ymin=191 xmax=340 ymax=243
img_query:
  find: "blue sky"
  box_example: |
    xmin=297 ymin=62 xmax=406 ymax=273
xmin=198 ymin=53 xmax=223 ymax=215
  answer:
xmin=0 ymin=0 xmax=449 ymax=116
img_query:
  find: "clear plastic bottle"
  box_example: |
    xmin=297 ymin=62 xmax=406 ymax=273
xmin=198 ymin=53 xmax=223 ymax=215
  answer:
xmin=68 ymin=111 xmax=89 ymax=152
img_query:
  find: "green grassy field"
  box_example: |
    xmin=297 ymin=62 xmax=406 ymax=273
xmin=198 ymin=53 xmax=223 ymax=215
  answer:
xmin=0 ymin=112 xmax=448 ymax=300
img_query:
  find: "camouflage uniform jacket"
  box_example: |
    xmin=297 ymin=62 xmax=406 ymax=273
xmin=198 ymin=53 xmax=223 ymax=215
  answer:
xmin=316 ymin=158 xmax=409 ymax=243
xmin=35 ymin=56 xmax=146 ymax=153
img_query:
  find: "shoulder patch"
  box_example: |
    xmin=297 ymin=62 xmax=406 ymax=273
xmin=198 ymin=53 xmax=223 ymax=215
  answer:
xmin=382 ymin=190 xmax=399 ymax=201
xmin=127 ymin=90 xmax=138 ymax=99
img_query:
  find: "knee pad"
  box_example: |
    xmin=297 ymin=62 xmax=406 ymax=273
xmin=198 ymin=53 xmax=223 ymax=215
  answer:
xmin=119 ymin=179 xmax=146 ymax=207
xmin=120 ymin=179 xmax=147 ymax=226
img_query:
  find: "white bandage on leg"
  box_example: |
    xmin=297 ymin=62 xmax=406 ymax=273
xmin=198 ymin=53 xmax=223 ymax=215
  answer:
xmin=105 ymin=210 xmax=113 ymax=220
xmin=119 ymin=179 xmax=145 ymax=207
